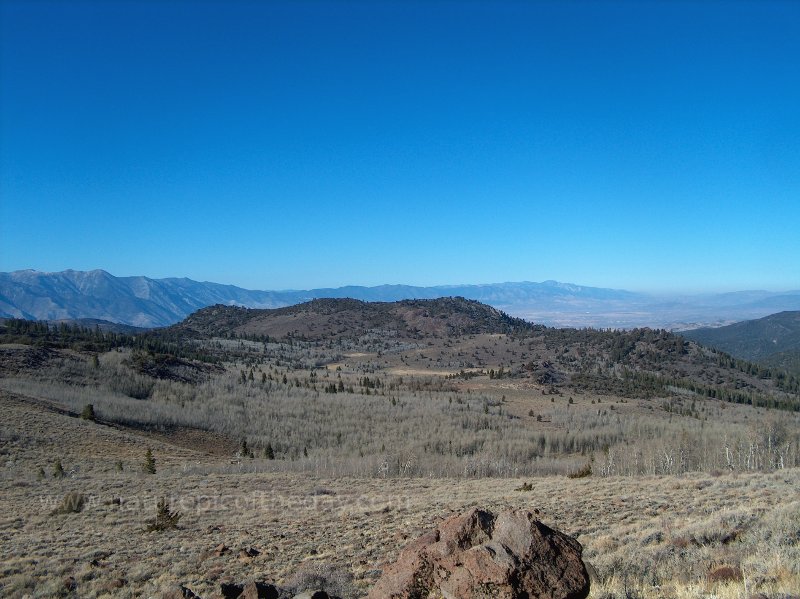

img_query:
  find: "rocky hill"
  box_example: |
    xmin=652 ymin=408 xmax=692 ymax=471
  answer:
xmin=170 ymin=297 xmax=535 ymax=340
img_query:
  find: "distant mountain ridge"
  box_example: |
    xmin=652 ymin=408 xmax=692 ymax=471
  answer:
xmin=1 ymin=269 xmax=799 ymax=329
xmin=0 ymin=269 xmax=642 ymax=328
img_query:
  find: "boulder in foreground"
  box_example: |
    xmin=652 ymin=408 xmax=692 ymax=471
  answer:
xmin=368 ymin=507 xmax=590 ymax=599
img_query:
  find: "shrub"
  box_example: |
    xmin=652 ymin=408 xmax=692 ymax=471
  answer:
xmin=52 ymin=460 xmax=65 ymax=478
xmin=80 ymin=403 xmax=96 ymax=421
xmin=707 ymin=565 xmax=743 ymax=584
xmin=146 ymin=497 xmax=181 ymax=532
xmin=285 ymin=561 xmax=355 ymax=598
xmin=52 ymin=492 xmax=85 ymax=515
xmin=567 ymin=462 xmax=593 ymax=479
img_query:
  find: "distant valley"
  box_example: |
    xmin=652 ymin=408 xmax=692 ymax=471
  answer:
xmin=1 ymin=269 xmax=799 ymax=329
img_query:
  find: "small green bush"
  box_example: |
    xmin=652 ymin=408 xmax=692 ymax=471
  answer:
xmin=52 ymin=460 xmax=65 ymax=478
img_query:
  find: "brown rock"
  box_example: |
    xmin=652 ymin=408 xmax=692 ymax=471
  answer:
xmin=162 ymin=585 xmax=200 ymax=599
xmin=240 ymin=581 xmax=279 ymax=599
xmin=238 ymin=547 xmax=261 ymax=561
xmin=368 ymin=507 xmax=590 ymax=599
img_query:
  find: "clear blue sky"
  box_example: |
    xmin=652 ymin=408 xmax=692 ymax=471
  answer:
xmin=1 ymin=0 xmax=798 ymax=292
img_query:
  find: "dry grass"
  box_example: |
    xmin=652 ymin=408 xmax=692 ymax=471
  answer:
xmin=1 ymin=391 xmax=798 ymax=598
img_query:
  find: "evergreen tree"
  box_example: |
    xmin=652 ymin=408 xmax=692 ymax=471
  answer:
xmin=239 ymin=438 xmax=253 ymax=458
xmin=146 ymin=497 xmax=181 ymax=532
xmin=142 ymin=448 xmax=156 ymax=474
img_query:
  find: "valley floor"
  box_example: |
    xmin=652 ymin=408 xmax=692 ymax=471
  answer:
xmin=1 ymin=391 xmax=798 ymax=598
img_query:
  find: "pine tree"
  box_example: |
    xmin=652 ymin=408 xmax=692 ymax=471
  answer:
xmin=142 ymin=448 xmax=156 ymax=474
xmin=146 ymin=497 xmax=181 ymax=531
xmin=240 ymin=438 xmax=253 ymax=458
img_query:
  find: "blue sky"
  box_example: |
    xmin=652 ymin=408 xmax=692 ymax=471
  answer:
xmin=1 ymin=0 xmax=798 ymax=292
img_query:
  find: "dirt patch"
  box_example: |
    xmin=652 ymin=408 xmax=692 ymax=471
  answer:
xmin=387 ymin=367 xmax=453 ymax=377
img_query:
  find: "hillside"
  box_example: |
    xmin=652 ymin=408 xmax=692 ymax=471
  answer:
xmin=683 ymin=311 xmax=800 ymax=373
xmin=159 ymin=298 xmax=800 ymax=409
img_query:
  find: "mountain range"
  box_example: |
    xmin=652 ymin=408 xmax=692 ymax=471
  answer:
xmin=1 ymin=269 xmax=799 ymax=329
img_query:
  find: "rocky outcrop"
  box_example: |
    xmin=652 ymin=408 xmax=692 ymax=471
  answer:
xmin=367 ymin=507 xmax=590 ymax=599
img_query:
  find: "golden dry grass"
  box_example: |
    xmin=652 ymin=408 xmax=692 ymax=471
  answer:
xmin=1 ymin=391 xmax=798 ymax=598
